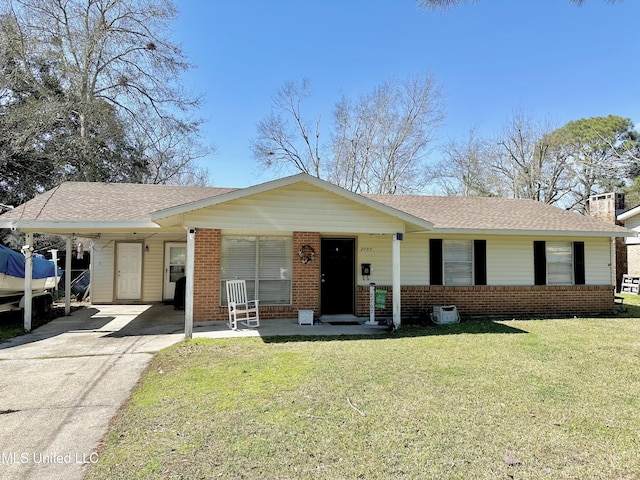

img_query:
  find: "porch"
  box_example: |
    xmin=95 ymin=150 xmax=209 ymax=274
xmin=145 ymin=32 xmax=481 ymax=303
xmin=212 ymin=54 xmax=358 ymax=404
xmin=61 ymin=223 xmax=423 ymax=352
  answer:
xmin=2 ymin=304 xmax=389 ymax=352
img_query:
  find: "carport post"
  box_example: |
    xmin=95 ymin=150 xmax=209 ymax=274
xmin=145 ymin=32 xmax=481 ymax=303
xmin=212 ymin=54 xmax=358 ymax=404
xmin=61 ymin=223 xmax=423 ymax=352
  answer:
xmin=65 ymin=236 xmax=72 ymax=316
xmin=184 ymin=227 xmax=195 ymax=340
xmin=23 ymin=233 xmax=33 ymax=332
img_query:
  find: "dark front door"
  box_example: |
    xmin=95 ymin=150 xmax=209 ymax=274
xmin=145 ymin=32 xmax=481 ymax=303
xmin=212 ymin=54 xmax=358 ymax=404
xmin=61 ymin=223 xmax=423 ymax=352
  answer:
xmin=321 ymin=238 xmax=355 ymax=315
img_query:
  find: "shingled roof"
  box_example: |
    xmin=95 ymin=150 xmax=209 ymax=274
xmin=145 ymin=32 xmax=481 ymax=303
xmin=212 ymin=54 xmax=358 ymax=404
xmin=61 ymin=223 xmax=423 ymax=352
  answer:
xmin=366 ymin=194 xmax=629 ymax=234
xmin=0 ymin=182 xmax=235 ymax=223
xmin=0 ymin=177 xmax=631 ymax=236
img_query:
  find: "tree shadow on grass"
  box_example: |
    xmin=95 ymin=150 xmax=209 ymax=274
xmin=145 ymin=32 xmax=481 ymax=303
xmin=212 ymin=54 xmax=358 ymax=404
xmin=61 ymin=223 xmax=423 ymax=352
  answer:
xmin=262 ymin=319 xmax=528 ymax=344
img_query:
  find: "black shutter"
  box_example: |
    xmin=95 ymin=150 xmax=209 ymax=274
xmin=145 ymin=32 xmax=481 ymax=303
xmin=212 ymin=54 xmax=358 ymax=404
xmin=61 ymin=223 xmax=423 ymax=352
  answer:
xmin=573 ymin=241 xmax=585 ymax=285
xmin=533 ymin=241 xmax=547 ymax=285
xmin=474 ymin=240 xmax=487 ymax=285
xmin=429 ymin=239 xmax=443 ymax=285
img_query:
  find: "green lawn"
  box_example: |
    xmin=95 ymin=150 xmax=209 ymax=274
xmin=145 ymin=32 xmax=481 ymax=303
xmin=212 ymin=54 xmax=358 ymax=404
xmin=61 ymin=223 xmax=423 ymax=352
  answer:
xmin=0 ymin=320 xmax=24 ymax=342
xmin=87 ymin=299 xmax=640 ymax=479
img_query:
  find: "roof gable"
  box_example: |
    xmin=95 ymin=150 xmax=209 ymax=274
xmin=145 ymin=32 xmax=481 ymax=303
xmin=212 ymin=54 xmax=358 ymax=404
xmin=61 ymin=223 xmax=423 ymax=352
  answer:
xmin=166 ymin=181 xmax=426 ymax=233
xmin=151 ymin=174 xmax=433 ymax=232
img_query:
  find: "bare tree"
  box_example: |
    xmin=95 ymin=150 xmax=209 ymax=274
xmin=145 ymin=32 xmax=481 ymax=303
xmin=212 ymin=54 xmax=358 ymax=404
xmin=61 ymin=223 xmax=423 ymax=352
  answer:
xmin=0 ymin=0 xmax=210 ymax=202
xmin=432 ymin=127 xmax=497 ymax=196
xmin=134 ymin=115 xmax=213 ymax=185
xmin=253 ymin=74 xmax=444 ymax=194
xmin=488 ymin=111 xmax=569 ymax=204
xmin=328 ymin=74 xmax=444 ymax=194
xmin=6 ymin=0 xmax=200 ymax=127
xmin=251 ymin=79 xmax=322 ymax=178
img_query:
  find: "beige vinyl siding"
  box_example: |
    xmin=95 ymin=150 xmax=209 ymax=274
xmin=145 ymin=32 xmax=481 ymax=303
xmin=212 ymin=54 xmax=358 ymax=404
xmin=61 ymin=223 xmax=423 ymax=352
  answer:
xmin=142 ymin=239 xmax=164 ymax=302
xmin=486 ymin=236 xmax=533 ymax=285
xmin=585 ymin=237 xmax=613 ymax=284
xmin=401 ymin=236 xmax=429 ymax=285
xmin=356 ymin=235 xmax=392 ymax=286
xmin=184 ymin=183 xmax=405 ymax=234
xmin=91 ymin=234 xmax=184 ymax=303
xmin=624 ymin=215 xmax=640 ymax=244
xmin=355 ymin=234 xmax=613 ymax=287
xmin=91 ymin=239 xmax=115 ymax=303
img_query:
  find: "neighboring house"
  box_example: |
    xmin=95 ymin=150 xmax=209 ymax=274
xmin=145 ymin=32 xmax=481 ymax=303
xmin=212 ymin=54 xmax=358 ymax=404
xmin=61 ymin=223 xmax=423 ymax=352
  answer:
xmin=617 ymin=203 xmax=640 ymax=276
xmin=0 ymin=174 xmax=633 ymax=326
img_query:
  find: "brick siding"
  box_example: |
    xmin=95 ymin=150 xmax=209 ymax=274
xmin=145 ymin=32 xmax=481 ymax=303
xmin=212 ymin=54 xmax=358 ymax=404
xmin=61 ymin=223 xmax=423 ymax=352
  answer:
xmin=192 ymin=230 xmax=321 ymax=322
xmin=193 ymin=228 xmax=221 ymax=321
xmin=627 ymin=244 xmax=640 ymax=276
xmin=357 ymin=284 xmax=616 ymax=323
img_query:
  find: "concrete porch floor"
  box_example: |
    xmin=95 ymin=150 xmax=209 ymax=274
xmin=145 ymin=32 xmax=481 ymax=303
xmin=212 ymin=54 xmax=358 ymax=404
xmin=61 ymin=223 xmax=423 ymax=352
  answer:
xmin=80 ymin=303 xmax=390 ymax=340
xmin=184 ymin=306 xmax=391 ymax=339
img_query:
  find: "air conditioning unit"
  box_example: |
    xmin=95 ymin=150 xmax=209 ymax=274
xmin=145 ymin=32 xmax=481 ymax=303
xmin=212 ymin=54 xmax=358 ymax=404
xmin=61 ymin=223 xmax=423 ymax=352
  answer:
xmin=431 ymin=305 xmax=460 ymax=325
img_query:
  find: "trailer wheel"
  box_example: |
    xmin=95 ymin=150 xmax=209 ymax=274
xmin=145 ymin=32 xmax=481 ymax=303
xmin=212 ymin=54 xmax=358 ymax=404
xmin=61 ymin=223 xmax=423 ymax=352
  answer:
xmin=30 ymin=298 xmax=40 ymax=319
xmin=31 ymin=295 xmax=52 ymax=319
xmin=41 ymin=295 xmax=52 ymax=315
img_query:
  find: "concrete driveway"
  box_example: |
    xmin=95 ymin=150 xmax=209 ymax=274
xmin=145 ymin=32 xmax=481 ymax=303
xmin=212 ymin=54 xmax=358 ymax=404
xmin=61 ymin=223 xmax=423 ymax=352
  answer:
xmin=0 ymin=304 xmax=185 ymax=480
xmin=0 ymin=304 xmax=387 ymax=480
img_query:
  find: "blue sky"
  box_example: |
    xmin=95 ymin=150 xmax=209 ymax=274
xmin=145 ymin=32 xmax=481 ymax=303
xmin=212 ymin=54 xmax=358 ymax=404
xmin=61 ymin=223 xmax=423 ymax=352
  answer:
xmin=173 ymin=0 xmax=640 ymax=189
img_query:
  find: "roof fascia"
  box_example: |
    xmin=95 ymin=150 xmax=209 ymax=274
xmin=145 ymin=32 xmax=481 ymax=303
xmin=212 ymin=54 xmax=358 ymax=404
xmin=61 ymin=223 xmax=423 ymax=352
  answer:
xmin=427 ymin=228 xmax=637 ymax=237
xmin=617 ymin=205 xmax=640 ymax=221
xmin=0 ymin=220 xmax=161 ymax=232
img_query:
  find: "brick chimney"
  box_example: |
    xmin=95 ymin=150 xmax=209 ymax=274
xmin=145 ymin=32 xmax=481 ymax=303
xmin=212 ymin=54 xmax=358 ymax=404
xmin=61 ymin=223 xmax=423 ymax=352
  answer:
xmin=587 ymin=192 xmax=626 ymax=225
xmin=587 ymin=192 xmax=627 ymax=289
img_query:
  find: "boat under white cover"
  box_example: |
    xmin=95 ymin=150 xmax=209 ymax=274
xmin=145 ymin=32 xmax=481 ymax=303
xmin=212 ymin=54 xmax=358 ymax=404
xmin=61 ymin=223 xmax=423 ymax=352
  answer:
xmin=0 ymin=272 xmax=59 ymax=298
xmin=0 ymin=244 xmax=61 ymax=299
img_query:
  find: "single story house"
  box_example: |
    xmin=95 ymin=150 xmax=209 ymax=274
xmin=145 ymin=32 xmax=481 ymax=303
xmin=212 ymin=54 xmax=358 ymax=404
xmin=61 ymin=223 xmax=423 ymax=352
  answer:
xmin=0 ymin=173 xmax=633 ymax=328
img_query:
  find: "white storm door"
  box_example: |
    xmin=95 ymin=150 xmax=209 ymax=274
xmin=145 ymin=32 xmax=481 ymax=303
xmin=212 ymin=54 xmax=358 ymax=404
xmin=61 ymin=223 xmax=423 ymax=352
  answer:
xmin=116 ymin=243 xmax=142 ymax=300
xmin=164 ymin=242 xmax=187 ymax=301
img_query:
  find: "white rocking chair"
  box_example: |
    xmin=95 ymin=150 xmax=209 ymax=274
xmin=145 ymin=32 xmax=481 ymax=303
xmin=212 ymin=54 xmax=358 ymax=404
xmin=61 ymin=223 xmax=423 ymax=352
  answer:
xmin=226 ymin=280 xmax=260 ymax=330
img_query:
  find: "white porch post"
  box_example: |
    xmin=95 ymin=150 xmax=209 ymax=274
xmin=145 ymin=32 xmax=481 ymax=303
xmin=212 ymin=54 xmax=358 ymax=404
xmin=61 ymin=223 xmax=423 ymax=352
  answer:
xmin=23 ymin=233 xmax=33 ymax=332
xmin=65 ymin=237 xmax=72 ymax=316
xmin=184 ymin=227 xmax=196 ymax=340
xmin=392 ymin=232 xmax=402 ymax=329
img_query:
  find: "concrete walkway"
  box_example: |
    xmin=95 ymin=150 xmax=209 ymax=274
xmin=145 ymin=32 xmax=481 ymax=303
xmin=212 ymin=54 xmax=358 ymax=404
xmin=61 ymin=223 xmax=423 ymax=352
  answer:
xmin=0 ymin=304 xmax=386 ymax=480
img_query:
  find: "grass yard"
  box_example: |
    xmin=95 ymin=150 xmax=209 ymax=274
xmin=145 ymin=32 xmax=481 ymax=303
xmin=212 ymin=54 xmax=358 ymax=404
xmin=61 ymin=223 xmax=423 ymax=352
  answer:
xmin=87 ymin=302 xmax=640 ymax=480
